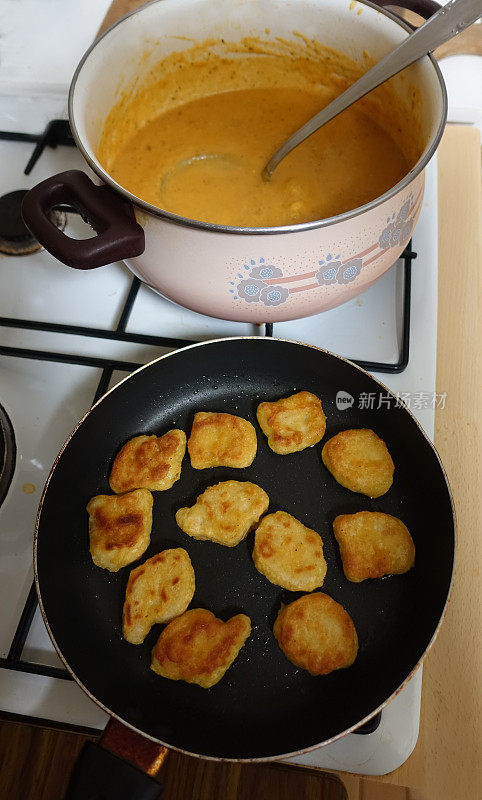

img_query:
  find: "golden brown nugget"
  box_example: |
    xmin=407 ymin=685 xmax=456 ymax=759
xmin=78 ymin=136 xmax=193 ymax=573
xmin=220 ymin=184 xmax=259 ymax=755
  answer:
xmin=322 ymin=428 xmax=394 ymax=498
xmin=333 ymin=511 xmax=415 ymax=582
xmin=109 ymin=430 xmax=186 ymax=494
xmin=256 ymin=391 xmax=326 ymax=454
xmin=187 ymin=412 xmax=257 ymax=469
xmin=151 ymin=608 xmax=251 ymax=688
xmin=176 ymin=480 xmax=269 ymax=547
xmin=253 ymin=511 xmax=327 ymax=592
xmin=87 ymin=489 xmax=153 ymax=572
xmin=123 ymin=548 xmax=195 ymax=644
xmin=273 ymin=592 xmax=358 ymax=676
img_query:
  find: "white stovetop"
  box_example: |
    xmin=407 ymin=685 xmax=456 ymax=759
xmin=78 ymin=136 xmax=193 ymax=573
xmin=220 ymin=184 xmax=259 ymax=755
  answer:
xmin=0 ymin=0 xmax=478 ymax=776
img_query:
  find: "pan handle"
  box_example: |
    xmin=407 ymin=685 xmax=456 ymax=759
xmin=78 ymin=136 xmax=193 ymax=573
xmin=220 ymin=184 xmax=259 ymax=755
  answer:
xmin=64 ymin=741 xmax=162 ymax=799
xmin=64 ymin=719 xmax=167 ymax=799
xmin=21 ymin=170 xmax=145 ymax=270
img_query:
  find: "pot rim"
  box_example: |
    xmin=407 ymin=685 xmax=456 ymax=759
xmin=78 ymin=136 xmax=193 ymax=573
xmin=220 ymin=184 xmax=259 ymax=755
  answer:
xmin=68 ymin=0 xmax=447 ymax=236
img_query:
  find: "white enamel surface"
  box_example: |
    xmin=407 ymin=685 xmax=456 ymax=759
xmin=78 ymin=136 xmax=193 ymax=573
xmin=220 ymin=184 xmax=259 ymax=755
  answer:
xmin=0 ymin=668 xmax=109 ymax=730
xmin=0 ymin=360 xmax=101 ymax=653
xmin=440 ymin=52 xmax=482 ymax=131
xmin=0 ymin=0 xmax=111 ymax=96
xmin=0 ymin=139 xmax=132 ymax=329
xmin=67 ymin=0 xmax=444 ymax=320
xmin=286 ymin=668 xmax=423 ymax=775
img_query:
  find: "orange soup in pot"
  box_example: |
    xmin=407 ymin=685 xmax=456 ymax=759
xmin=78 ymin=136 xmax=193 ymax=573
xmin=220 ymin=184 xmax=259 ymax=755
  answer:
xmin=97 ymin=38 xmax=421 ymax=228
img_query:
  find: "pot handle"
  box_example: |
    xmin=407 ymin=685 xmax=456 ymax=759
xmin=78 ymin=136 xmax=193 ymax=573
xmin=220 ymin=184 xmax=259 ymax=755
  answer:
xmin=64 ymin=719 xmax=167 ymax=799
xmin=21 ymin=170 xmax=145 ymax=270
xmin=373 ymin=0 xmax=442 ymax=23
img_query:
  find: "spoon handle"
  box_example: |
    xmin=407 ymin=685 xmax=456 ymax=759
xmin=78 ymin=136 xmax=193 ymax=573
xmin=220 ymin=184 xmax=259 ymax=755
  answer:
xmin=263 ymin=0 xmax=481 ymax=178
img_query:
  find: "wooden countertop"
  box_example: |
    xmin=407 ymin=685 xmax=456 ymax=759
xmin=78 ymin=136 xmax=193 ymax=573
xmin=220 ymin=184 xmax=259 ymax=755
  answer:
xmin=1 ymin=4 xmax=481 ymax=797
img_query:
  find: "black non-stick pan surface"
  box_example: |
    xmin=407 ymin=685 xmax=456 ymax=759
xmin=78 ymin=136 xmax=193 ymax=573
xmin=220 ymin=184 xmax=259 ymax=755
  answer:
xmin=35 ymin=338 xmax=454 ymax=760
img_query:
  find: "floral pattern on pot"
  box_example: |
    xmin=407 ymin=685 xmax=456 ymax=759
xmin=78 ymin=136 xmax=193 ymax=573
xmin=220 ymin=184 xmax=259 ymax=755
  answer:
xmin=250 ymin=264 xmax=284 ymax=280
xmin=315 ymin=254 xmax=342 ymax=285
xmin=336 ymin=258 xmax=363 ymax=284
xmin=397 ymin=199 xmax=411 ymax=223
xmin=234 ymin=277 xmax=290 ymax=306
xmin=378 ymin=194 xmax=414 ymax=250
xmin=259 ymin=285 xmax=289 ymax=306
xmin=229 ymin=258 xmax=287 ymax=302
xmin=235 ymin=278 xmax=267 ymax=303
xmin=400 ymin=218 xmax=414 ymax=244
xmin=316 ymin=256 xmax=363 ymax=285
xmin=229 ymin=191 xmax=420 ymax=306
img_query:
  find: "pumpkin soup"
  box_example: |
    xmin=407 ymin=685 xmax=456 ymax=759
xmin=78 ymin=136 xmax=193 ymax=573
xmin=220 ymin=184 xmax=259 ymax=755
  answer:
xmin=98 ymin=40 xmax=419 ymax=228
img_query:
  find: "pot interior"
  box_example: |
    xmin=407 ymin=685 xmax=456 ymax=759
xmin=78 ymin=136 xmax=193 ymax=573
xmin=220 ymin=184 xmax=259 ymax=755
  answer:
xmin=70 ymin=0 xmax=445 ymax=222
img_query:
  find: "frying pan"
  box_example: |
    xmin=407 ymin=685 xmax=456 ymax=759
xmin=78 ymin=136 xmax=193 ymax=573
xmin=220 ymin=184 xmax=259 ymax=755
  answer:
xmin=35 ymin=337 xmax=455 ymax=795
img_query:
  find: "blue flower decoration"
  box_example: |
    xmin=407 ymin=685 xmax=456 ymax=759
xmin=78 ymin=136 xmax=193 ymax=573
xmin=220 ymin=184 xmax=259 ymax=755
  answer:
xmin=250 ymin=264 xmax=283 ymax=280
xmin=379 ymin=211 xmax=414 ymax=250
xmin=399 ymin=218 xmax=413 ymax=245
xmin=337 ymin=258 xmax=362 ymax=284
xmin=315 ymin=260 xmax=342 ymax=285
xmin=236 ymin=278 xmax=267 ymax=303
xmin=259 ymin=285 xmax=289 ymax=306
xmin=396 ymin=198 xmax=411 ymax=224
xmin=379 ymin=222 xmax=395 ymax=249
xmin=391 ymin=225 xmax=402 ymax=246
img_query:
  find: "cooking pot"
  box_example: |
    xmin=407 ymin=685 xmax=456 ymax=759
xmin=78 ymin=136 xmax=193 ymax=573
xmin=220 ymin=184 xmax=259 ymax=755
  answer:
xmin=22 ymin=0 xmax=447 ymax=323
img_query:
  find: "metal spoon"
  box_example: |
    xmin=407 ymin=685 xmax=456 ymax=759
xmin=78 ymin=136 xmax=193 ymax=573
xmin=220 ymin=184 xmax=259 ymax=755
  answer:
xmin=159 ymin=153 xmax=244 ymax=205
xmin=160 ymin=153 xmax=239 ymax=191
xmin=262 ymin=0 xmax=481 ymax=180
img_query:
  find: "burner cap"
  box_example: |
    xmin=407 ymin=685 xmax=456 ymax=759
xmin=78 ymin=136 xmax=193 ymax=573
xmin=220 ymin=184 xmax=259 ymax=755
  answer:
xmin=0 ymin=189 xmax=65 ymax=256
xmin=0 ymin=402 xmax=16 ymax=508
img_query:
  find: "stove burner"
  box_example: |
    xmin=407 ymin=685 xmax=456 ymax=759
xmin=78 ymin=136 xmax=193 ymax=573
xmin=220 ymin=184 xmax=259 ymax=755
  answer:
xmin=0 ymin=401 xmax=16 ymax=508
xmin=0 ymin=190 xmax=65 ymax=256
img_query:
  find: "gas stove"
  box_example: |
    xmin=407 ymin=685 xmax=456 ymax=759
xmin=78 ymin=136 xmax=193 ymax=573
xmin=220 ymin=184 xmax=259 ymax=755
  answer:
xmin=0 ymin=87 xmax=440 ymax=774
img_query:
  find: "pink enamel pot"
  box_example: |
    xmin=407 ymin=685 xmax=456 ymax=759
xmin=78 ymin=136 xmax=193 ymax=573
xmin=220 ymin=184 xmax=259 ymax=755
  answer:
xmin=22 ymin=0 xmax=447 ymax=323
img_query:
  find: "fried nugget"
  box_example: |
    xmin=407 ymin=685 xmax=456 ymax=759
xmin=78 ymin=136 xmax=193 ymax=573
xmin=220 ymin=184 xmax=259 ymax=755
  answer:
xmin=256 ymin=391 xmax=326 ymax=454
xmin=176 ymin=480 xmax=269 ymax=547
xmin=187 ymin=412 xmax=257 ymax=469
xmin=151 ymin=608 xmax=251 ymax=688
xmin=333 ymin=511 xmax=415 ymax=582
xmin=123 ymin=548 xmax=195 ymax=644
xmin=322 ymin=428 xmax=394 ymax=498
xmin=87 ymin=489 xmax=153 ymax=572
xmin=253 ymin=511 xmax=327 ymax=591
xmin=273 ymin=592 xmax=358 ymax=676
xmin=109 ymin=430 xmax=186 ymax=494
